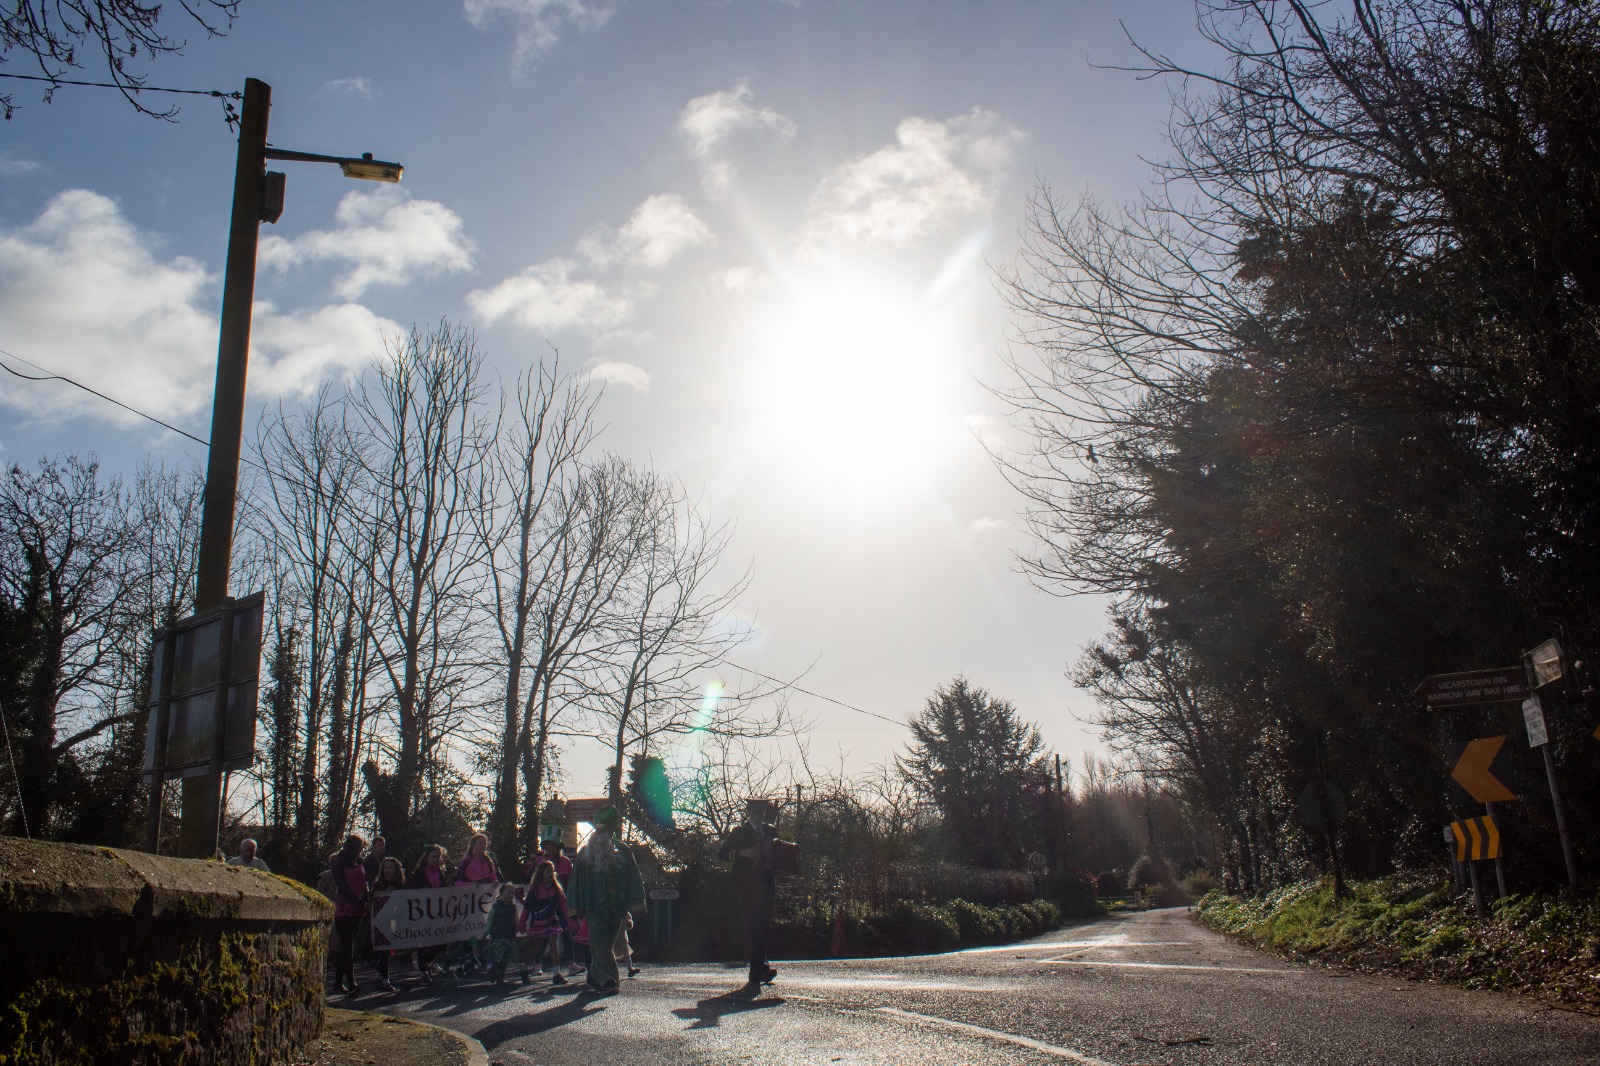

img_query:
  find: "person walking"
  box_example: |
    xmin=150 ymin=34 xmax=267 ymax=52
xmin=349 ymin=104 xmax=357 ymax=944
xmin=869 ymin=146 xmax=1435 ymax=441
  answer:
xmin=567 ymin=806 xmax=644 ymax=995
xmin=454 ymin=833 xmax=501 ymax=977
xmin=362 ymin=834 xmax=389 ymax=885
xmin=328 ymin=835 xmax=369 ymax=996
xmin=369 ymin=855 xmax=407 ymax=992
xmin=519 ymin=859 xmax=571 ymax=985
xmin=485 ymin=883 xmax=521 ymax=986
xmin=718 ymin=797 xmax=780 ymax=988
xmin=537 ymin=833 xmax=583 ymax=979
xmin=407 ymin=845 xmax=451 ymax=985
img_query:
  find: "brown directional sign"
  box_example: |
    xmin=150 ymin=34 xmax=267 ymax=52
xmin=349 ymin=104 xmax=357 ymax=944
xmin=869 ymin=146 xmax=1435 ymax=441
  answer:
xmin=1449 ymin=815 xmax=1501 ymax=861
xmin=1447 ymin=736 xmax=1517 ymax=804
xmin=561 ymin=797 xmax=613 ymax=823
xmin=1415 ymin=666 xmax=1527 ymax=709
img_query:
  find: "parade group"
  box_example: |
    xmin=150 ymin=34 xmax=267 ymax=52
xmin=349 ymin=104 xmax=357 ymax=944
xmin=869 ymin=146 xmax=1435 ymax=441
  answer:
xmin=224 ymin=798 xmax=784 ymax=997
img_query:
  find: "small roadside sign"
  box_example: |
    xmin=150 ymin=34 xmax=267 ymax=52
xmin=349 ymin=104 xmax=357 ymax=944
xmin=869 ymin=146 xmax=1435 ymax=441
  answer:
xmin=1415 ymin=667 xmax=1527 ymax=709
xmin=1447 ymin=736 xmax=1518 ymax=804
xmin=1298 ymin=780 xmax=1347 ymax=833
xmin=1449 ymin=815 xmax=1501 ymax=861
xmin=1522 ymin=696 xmax=1549 ymax=748
xmin=648 ymin=887 xmax=680 ymax=901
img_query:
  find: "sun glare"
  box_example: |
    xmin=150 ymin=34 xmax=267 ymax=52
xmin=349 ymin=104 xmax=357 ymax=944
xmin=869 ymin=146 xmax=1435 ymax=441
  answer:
xmin=747 ymin=270 xmax=954 ymax=498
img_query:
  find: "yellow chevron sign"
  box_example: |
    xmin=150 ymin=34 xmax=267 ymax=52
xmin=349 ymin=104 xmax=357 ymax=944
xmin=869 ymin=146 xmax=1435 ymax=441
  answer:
xmin=1449 ymin=815 xmax=1501 ymax=861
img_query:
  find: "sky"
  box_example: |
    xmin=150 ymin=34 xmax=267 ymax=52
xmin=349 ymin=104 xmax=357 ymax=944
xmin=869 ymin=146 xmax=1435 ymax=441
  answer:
xmin=0 ymin=1 xmax=1218 ymax=799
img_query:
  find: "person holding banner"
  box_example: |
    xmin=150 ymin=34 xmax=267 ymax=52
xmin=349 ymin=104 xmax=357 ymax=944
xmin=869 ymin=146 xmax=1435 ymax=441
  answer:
xmin=407 ymin=845 xmax=452 ymax=985
xmin=454 ymin=834 xmax=501 ymax=977
xmin=369 ymin=856 xmax=407 ymax=992
xmin=568 ymin=805 xmax=645 ymax=994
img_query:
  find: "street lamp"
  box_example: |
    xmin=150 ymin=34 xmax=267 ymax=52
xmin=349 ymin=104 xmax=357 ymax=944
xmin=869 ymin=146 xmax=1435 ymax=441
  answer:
xmin=176 ymin=77 xmax=404 ymax=859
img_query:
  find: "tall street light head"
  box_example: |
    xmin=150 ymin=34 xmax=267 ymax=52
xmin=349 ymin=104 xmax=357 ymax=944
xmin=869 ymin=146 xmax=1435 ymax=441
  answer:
xmin=340 ymin=152 xmax=403 ymax=182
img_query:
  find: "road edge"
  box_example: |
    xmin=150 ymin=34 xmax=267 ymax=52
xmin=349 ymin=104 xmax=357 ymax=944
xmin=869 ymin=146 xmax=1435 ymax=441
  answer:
xmin=370 ymin=1010 xmax=490 ymax=1066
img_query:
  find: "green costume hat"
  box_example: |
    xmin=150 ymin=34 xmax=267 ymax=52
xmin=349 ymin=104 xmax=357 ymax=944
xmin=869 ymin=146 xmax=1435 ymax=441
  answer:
xmin=592 ymin=805 xmax=622 ymax=829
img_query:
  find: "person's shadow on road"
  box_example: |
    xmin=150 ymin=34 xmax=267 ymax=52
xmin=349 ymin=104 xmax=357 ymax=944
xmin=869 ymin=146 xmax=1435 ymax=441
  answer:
xmin=671 ymin=990 xmax=784 ymax=1030
xmin=473 ymin=994 xmax=609 ymax=1046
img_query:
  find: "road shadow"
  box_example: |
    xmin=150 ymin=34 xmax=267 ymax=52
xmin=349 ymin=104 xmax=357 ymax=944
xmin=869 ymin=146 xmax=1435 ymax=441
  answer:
xmin=671 ymin=990 xmax=785 ymax=1030
xmin=472 ymin=994 xmax=611 ymax=1046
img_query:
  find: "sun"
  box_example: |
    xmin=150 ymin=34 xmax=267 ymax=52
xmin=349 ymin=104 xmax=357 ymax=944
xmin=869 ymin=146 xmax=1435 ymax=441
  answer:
xmin=742 ymin=267 xmax=956 ymax=499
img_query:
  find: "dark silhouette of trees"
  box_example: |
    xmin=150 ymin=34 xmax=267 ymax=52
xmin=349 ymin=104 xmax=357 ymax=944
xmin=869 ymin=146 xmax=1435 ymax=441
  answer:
xmin=1000 ymin=0 xmax=1600 ymax=889
xmin=896 ymin=678 xmax=1052 ymax=868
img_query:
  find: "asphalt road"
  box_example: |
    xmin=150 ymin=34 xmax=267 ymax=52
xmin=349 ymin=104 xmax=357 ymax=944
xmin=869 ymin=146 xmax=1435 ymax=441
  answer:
xmin=360 ymin=908 xmax=1600 ymax=1065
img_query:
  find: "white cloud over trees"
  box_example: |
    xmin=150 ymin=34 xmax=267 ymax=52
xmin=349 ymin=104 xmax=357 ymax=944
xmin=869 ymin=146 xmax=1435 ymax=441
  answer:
xmin=466 ymin=257 xmax=648 ymax=335
xmin=0 ymin=190 xmax=398 ymax=426
xmin=259 ymin=187 xmax=474 ymax=299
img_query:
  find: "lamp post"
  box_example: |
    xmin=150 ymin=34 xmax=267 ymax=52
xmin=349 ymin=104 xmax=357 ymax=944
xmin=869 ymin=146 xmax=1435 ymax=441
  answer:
xmin=175 ymin=77 xmax=403 ymax=859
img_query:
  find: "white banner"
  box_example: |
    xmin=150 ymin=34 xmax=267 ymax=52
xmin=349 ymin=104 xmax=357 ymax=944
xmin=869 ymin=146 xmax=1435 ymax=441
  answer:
xmin=370 ymin=884 xmax=499 ymax=950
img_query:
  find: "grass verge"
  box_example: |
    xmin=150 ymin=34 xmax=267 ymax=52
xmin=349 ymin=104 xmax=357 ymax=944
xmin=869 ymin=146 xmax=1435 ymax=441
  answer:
xmin=1197 ymin=872 xmax=1600 ymax=1007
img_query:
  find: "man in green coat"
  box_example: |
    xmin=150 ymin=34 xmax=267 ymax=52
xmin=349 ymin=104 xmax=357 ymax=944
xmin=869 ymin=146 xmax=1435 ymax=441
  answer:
xmin=568 ymin=805 xmax=645 ymax=993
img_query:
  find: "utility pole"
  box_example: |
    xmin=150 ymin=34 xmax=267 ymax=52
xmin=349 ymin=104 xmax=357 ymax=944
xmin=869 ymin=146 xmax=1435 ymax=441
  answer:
xmin=179 ymin=77 xmax=271 ymax=860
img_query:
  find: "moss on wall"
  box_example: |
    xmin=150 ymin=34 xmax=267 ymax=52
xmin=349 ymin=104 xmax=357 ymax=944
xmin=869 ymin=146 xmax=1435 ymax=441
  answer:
xmin=0 ymin=839 xmax=330 ymax=1066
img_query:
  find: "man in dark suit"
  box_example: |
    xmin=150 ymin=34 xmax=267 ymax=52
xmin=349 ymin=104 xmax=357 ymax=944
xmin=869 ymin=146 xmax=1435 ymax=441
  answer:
xmin=718 ymin=797 xmax=780 ymax=987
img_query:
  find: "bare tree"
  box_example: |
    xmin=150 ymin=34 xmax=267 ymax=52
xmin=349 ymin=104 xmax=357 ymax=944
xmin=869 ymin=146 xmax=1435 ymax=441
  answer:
xmin=0 ymin=456 xmax=134 ymax=835
xmin=353 ymin=321 xmax=491 ymax=853
xmin=578 ymin=469 xmax=771 ymax=808
xmin=472 ymin=356 xmax=600 ymax=861
xmin=1 ymin=0 xmax=242 ymax=119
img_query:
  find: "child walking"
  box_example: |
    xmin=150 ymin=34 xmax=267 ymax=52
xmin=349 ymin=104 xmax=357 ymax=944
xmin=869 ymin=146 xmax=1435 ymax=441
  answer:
xmin=370 ymin=856 xmax=407 ymax=992
xmin=519 ymin=859 xmax=571 ymax=985
xmin=485 ymin=883 xmax=520 ymax=986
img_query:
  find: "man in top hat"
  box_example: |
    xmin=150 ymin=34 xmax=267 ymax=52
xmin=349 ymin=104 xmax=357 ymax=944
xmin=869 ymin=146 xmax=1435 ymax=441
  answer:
xmin=718 ymin=797 xmax=780 ymax=988
xmin=568 ymin=805 xmax=646 ymax=994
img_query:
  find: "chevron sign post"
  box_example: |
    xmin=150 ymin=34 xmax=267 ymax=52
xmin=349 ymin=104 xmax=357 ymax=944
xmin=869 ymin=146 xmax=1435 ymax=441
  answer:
xmin=1449 ymin=815 xmax=1500 ymax=861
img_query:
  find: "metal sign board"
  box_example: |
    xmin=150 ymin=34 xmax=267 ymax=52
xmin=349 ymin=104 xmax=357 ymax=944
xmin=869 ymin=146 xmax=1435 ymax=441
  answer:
xmin=1299 ymin=780 xmax=1347 ymax=833
xmin=143 ymin=592 xmax=263 ymax=780
xmin=647 ymin=887 xmax=680 ymax=901
xmin=1525 ymin=639 xmax=1564 ymax=689
xmin=1415 ymin=667 xmax=1527 ymax=709
xmin=1449 ymin=815 xmax=1501 ymax=861
xmin=1447 ymin=736 xmax=1518 ymax=804
xmin=1522 ymin=696 xmax=1549 ymax=748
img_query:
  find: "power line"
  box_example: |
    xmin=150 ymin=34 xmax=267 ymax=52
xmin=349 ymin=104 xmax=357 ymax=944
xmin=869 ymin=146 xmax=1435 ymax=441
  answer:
xmin=724 ymin=660 xmax=904 ymax=726
xmin=0 ymin=347 xmax=210 ymax=447
xmin=0 ymin=72 xmax=241 ymax=99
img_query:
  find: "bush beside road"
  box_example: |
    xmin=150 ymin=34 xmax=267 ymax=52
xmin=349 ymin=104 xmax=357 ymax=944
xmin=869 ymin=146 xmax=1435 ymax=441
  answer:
xmin=1198 ymin=872 xmax=1600 ymax=1008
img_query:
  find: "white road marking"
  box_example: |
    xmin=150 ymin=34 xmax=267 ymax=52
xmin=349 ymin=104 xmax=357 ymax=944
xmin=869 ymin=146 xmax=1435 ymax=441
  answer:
xmin=1041 ymin=958 xmax=1298 ymax=975
xmin=874 ymin=1007 xmax=1119 ymax=1065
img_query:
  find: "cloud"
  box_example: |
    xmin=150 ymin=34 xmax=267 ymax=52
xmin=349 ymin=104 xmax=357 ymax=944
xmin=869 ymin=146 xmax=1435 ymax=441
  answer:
xmin=798 ymin=108 xmax=1023 ymax=257
xmin=705 ymin=265 xmax=770 ymax=297
xmin=249 ymin=302 xmax=399 ymax=396
xmin=0 ymin=189 xmax=396 ymax=427
xmin=464 ymin=0 xmax=614 ymax=65
xmin=969 ymin=517 xmax=1009 ymax=534
xmin=259 ymin=187 xmax=474 ymax=299
xmin=577 ymin=194 xmax=715 ymax=269
xmin=466 ymin=257 xmax=648 ymax=335
xmin=0 ymin=152 xmax=41 ymax=175
xmin=585 ymin=360 xmax=651 ymax=391
xmin=323 ymin=76 xmax=376 ymax=99
xmin=678 ymin=83 xmax=796 ymax=195
xmin=962 ymin=410 xmax=1007 ymax=450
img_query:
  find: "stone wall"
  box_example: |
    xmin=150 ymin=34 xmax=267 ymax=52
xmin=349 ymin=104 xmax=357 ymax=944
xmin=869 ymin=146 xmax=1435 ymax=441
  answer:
xmin=0 ymin=836 xmax=332 ymax=1065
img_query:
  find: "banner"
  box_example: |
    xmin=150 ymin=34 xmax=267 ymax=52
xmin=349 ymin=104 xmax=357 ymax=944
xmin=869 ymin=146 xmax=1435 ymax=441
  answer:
xmin=370 ymin=884 xmax=499 ymax=950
